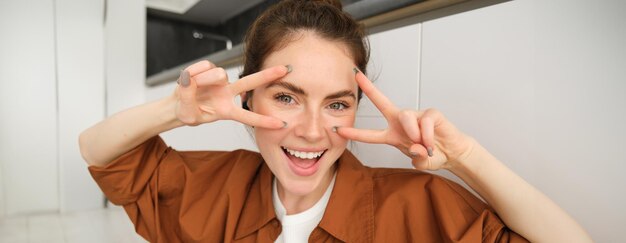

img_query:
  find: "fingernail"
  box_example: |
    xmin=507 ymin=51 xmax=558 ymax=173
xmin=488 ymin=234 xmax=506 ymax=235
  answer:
xmin=285 ymin=65 xmax=293 ymax=74
xmin=353 ymin=67 xmax=360 ymax=75
xmin=410 ymin=151 xmax=419 ymax=157
xmin=332 ymin=126 xmax=339 ymax=133
xmin=179 ymin=70 xmax=190 ymax=87
xmin=282 ymin=121 xmax=288 ymax=128
xmin=427 ymin=147 xmax=433 ymax=157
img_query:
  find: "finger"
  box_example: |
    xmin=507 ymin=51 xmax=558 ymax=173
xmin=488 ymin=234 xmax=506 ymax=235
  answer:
xmin=398 ymin=110 xmax=421 ymax=143
xmin=411 ymin=145 xmax=431 ymax=171
xmin=177 ymin=70 xmax=199 ymax=123
xmin=409 ymin=143 xmax=428 ymax=159
xmin=409 ymin=143 xmax=430 ymax=171
xmin=355 ymin=71 xmax=399 ymax=118
xmin=419 ymin=116 xmax=435 ymax=157
xmin=229 ymin=108 xmax=285 ymax=129
xmin=229 ymin=65 xmax=289 ymax=95
xmin=193 ymin=67 xmax=229 ymax=86
xmin=184 ymin=60 xmax=215 ymax=76
xmin=336 ymin=126 xmax=386 ymax=144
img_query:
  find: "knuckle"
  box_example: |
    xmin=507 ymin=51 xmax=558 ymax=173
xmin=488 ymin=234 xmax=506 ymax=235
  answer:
xmin=185 ymin=60 xmax=216 ymax=73
xmin=214 ymin=68 xmax=227 ymax=81
xmin=197 ymin=60 xmax=214 ymax=69
xmin=204 ymin=60 xmax=216 ymax=68
xmin=425 ymin=107 xmax=440 ymax=115
xmin=398 ymin=109 xmax=413 ymax=120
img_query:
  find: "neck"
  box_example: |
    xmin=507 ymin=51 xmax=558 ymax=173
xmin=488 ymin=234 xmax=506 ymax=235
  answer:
xmin=277 ymin=165 xmax=336 ymax=215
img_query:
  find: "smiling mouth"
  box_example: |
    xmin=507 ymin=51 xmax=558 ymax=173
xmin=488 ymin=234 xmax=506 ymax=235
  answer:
xmin=281 ymin=146 xmax=327 ymax=176
xmin=281 ymin=146 xmax=327 ymax=160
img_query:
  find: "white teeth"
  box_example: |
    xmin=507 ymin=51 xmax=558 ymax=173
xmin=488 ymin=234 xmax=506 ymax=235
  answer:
xmin=283 ymin=147 xmax=324 ymax=160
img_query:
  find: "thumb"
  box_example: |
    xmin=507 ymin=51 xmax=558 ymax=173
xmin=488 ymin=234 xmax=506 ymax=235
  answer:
xmin=177 ymin=70 xmax=200 ymax=124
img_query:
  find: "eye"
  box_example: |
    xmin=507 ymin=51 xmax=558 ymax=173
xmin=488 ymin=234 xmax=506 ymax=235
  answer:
xmin=274 ymin=93 xmax=295 ymax=105
xmin=328 ymin=102 xmax=349 ymax=111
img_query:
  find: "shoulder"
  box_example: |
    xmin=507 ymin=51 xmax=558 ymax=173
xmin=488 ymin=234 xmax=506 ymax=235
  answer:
xmin=159 ymin=148 xmax=264 ymax=201
xmin=172 ymin=149 xmax=263 ymax=186
xmin=368 ymin=167 xmax=443 ymax=190
xmin=166 ymin=148 xmax=264 ymax=190
xmin=365 ymin=167 xmax=521 ymax=242
xmin=368 ymin=167 xmax=487 ymax=213
xmin=172 ymin=148 xmax=262 ymax=172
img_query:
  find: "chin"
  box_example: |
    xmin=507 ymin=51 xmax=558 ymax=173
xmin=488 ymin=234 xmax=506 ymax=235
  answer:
xmin=278 ymin=177 xmax=320 ymax=196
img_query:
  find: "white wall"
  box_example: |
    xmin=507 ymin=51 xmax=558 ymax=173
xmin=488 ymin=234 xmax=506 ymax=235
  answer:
xmin=350 ymin=24 xmax=421 ymax=168
xmin=420 ymin=0 xmax=626 ymax=241
xmin=106 ymin=0 xmax=146 ymax=116
xmin=56 ymin=0 xmax=107 ymax=213
xmin=0 ymin=153 xmax=3 ymax=217
xmin=0 ymin=0 xmax=60 ymax=216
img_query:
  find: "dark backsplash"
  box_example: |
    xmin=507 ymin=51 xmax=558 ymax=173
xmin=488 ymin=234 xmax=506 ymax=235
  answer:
xmin=146 ymin=0 xmax=279 ymax=77
xmin=145 ymin=0 xmax=419 ymax=77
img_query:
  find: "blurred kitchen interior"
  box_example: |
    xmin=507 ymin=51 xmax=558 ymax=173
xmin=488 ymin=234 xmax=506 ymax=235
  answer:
xmin=1 ymin=0 xmax=625 ymax=242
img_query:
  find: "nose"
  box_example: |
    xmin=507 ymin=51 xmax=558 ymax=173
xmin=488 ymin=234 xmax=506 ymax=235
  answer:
xmin=293 ymin=109 xmax=325 ymax=142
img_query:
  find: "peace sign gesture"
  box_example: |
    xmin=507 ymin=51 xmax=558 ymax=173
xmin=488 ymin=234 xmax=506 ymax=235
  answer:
xmin=336 ymin=71 xmax=475 ymax=170
xmin=175 ymin=60 xmax=288 ymax=129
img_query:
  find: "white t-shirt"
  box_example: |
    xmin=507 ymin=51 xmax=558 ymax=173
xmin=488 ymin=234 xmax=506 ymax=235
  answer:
xmin=272 ymin=174 xmax=336 ymax=243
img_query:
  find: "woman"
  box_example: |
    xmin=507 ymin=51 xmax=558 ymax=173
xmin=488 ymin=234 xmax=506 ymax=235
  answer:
xmin=80 ymin=0 xmax=592 ymax=242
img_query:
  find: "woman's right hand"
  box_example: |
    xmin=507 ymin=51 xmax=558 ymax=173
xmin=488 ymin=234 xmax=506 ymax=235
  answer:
xmin=175 ymin=60 xmax=288 ymax=129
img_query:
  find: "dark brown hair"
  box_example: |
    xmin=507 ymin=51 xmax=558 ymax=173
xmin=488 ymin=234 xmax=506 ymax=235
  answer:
xmin=240 ymin=0 xmax=369 ymax=107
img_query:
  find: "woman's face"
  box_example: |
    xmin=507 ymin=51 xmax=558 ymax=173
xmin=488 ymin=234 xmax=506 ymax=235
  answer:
xmin=249 ymin=32 xmax=358 ymax=196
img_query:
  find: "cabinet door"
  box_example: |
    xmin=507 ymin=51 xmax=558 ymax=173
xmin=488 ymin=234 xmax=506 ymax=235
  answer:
xmin=0 ymin=0 xmax=59 ymax=215
xmin=56 ymin=0 xmax=106 ymax=212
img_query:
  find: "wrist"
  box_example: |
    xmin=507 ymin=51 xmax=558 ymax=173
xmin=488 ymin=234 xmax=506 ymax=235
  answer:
xmin=445 ymin=138 xmax=503 ymax=188
xmin=445 ymin=137 xmax=485 ymax=177
xmin=156 ymin=95 xmax=185 ymax=131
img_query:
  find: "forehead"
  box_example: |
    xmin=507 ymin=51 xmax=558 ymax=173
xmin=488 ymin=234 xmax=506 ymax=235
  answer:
xmin=261 ymin=33 xmax=357 ymax=90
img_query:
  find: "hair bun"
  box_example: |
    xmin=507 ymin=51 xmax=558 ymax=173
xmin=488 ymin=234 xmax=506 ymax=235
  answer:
xmin=311 ymin=0 xmax=343 ymax=10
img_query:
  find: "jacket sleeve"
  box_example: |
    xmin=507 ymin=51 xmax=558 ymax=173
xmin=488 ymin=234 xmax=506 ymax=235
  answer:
xmin=87 ymin=136 xmax=185 ymax=242
xmin=435 ymin=177 xmax=529 ymax=243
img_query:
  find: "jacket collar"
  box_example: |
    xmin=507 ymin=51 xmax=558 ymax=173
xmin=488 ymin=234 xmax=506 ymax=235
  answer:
xmin=234 ymin=150 xmax=374 ymax=242
xmin=318 ymin=150 xmax=374 ymax=242
xmin=233 ymin=161 xmax=276 ymax=240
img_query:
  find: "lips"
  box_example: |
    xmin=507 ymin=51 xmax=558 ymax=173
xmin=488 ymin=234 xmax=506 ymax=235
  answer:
xmin=281 ymin=146 xmax=327 ymax=176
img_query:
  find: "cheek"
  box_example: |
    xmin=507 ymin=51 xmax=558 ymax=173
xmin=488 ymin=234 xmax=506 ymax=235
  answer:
xmin=254 ymin=121 xmax=289 ymax=146
xmin=329 ymin=115 xmax=355 ymax=143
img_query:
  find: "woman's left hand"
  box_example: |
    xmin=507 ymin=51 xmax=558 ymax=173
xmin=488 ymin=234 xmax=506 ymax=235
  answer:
xmin=336 ymin=71 xmax=476 ymax=170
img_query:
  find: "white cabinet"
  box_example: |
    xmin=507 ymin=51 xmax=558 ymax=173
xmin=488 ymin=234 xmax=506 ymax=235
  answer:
xmin=0 ymin=0 xmax=60 ymax=216
xmin=0 ymin=0 xmax=111 ymax=216
xmin=56 ymin=0 xmax=106 ymax=212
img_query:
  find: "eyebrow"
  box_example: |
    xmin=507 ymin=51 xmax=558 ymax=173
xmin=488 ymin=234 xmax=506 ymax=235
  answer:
xmin=267 ymin=80 xmax=356 ymax=100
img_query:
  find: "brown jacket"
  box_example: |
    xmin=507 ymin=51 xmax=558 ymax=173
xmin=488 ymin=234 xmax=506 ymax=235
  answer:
xmin=88 ymin=136 xmax=527 ymax=242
